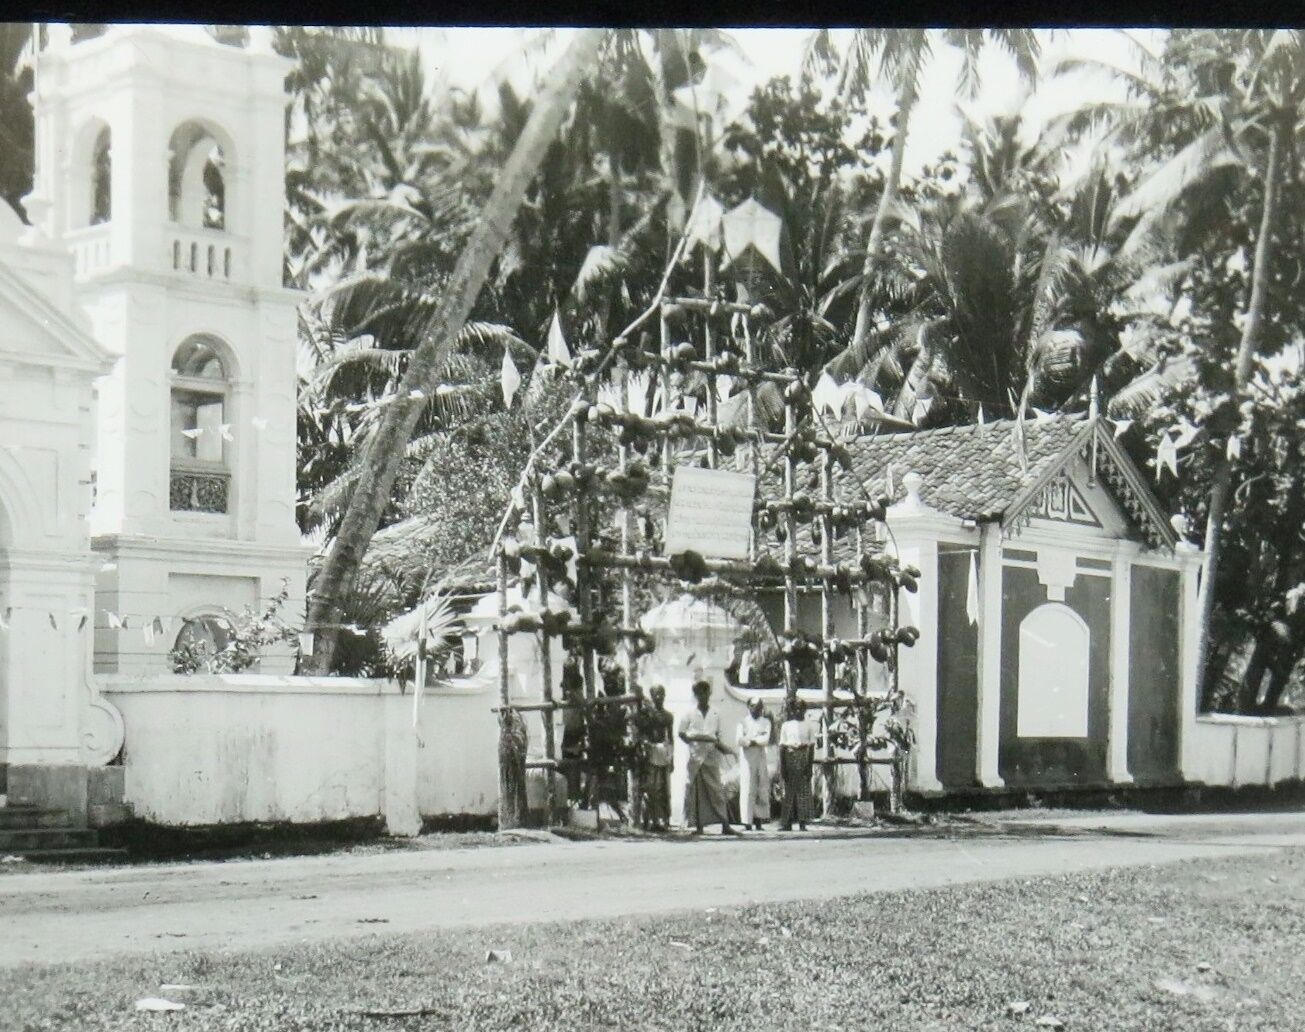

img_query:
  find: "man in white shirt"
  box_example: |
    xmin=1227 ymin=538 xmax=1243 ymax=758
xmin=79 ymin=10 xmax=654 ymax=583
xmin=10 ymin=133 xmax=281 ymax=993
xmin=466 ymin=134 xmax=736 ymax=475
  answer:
xmin=737 ymin=697 xmax=773 ymax=831
xmin=677 ymin=680 xmax=735 ymax=835
xmin=778 ymin=698 xmax=815 ymax=831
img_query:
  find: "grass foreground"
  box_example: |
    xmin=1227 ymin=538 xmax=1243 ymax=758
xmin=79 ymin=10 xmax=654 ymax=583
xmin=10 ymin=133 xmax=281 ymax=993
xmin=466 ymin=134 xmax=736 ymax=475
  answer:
xmin=6 ymin=847 xmax=1304 ymax=1031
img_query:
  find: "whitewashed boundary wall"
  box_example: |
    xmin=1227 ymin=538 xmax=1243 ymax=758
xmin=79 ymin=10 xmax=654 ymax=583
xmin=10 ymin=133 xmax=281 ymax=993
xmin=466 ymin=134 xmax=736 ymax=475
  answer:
xmin=1185 ymin=713 xmax=1305 ymax=789
xmin=102 ymin=674 xmax=500 ymax=831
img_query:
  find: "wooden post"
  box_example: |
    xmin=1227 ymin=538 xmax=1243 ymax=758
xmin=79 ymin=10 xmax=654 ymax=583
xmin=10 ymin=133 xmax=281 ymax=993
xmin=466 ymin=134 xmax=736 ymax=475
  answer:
xmin=782 ymin=386 xmax=798 ymax=701
xmin=531 ymin=490 xmax=557 ymax=825
xmin=616 ymin=364 xmax=640 ymax=829
xmin=497 ymin=552 xmax=528 ymax=830
xmin=819 ymin=447 xmax=837 ymax=816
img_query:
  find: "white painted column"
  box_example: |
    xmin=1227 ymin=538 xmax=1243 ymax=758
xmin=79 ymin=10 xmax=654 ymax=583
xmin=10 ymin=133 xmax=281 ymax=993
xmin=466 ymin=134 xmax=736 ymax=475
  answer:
xmin=1176 ymin=542 xmax=1203 ymax=779
xmin=892 ymin=534 xmax=943 ymax=793
xmin=975 ymin=523 xmax=1005 ymax=788
xmin=383 ymin=691 xmax=421 ymax=837
xmin=1107 ymin=546 xmax=1135 ymax=784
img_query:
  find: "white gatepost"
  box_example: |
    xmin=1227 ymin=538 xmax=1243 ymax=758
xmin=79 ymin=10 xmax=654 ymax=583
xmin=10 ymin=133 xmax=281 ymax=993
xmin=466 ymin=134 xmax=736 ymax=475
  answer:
xmin=975 ymin=522 xmax=1005 ymax=788
xmin=884 ymin=472 xmax=970 ymax=795
xmin=1175 ymin=539 xmax=1204 ymax=780
xmin=1106 ymin=542 xmax=1138 ymax=784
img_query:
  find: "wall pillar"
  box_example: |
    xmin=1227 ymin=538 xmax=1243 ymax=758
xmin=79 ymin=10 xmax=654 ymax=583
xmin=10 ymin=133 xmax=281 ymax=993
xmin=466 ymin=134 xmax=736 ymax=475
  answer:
xmin=383 ymin=693 xmax=421 ymax=836
xmin=890 ymin=534 xmax=943 ymax=793
xmin=975 ymin=523 xmax=1005 ymax=788
xmin=1176 ymin=542 xmax=1203 ymax=779
xmin=1106 ymin=546 xmax=1135 ymax=783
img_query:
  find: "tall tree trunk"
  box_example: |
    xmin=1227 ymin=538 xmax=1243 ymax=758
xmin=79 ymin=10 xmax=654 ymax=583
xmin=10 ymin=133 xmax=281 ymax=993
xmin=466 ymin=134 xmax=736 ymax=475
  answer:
xmin=1194 ymin=122 xmax=1282 ymax=704
xmin=303 ymin=28 xmax=607 ymax=673
xmin=848 ymin=59 xmax=921 ymax=360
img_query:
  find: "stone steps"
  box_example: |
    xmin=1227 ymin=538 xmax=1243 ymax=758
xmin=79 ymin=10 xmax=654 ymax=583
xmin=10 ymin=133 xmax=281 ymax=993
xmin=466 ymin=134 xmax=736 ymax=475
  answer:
xmin=0 ymin=805 xmax=129 ymax=864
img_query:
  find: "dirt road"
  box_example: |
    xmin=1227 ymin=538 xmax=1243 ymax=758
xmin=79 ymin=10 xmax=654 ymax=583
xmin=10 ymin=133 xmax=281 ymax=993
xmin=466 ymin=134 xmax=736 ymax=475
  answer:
xmin=3 ymin=812 xmax=1303 ymax=968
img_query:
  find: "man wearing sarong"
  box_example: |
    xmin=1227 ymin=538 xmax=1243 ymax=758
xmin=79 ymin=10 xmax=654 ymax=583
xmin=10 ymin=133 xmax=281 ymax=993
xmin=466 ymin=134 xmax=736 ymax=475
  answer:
xmin=778 ymin=698 xmax=814 ymax=831
xmin=737 ymin=697 xmax=773 ymax=831
xmin=632 ymin=685 xmax=674 ymax=831
xmin=677 ymin=680 xmax=735 ymax=835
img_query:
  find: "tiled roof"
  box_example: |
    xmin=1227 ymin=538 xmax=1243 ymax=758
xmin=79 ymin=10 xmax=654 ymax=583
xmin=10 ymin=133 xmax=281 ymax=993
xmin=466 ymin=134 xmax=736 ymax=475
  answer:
xmin=837 ymin=415 xmax=1089 ymax=522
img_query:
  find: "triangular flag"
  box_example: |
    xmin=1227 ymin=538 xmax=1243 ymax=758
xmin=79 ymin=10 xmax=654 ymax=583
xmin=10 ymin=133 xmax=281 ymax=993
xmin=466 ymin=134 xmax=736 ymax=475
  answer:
xmin=180 ymin=428 xmax=204 ymax=440
xmin=977 ymin=403 xmax=985 ymax=426
xmin=218 ymin=423 xmax=235 ymax=442
xmin=716 ymin=374 xmax=735 ymax=403
xmin=911 ymin=397 xmax=930 ymax=424
xmin=409 ymin=388 xmax=426 ymax=400
xmin=48 ymin=612 xmax=58 ymax=631
xmin=1227 ymin=435 xmax=1242 ymax=460
xmin=547 ymin=312 xmax=572 ymax=366
xmin=850 ymin=384 xmax=884 ymax=420
xmin=0 ymin=606 xmax=9 ymax=630
xmin=811 ymin=372 xmax=841 ymax=416
xmin=500 ymin=349 xmax=521 ymax=407
xmin=966 ymin=550 xmax=980 ymax=626
xmin=77 ymin=615 xmax=88 ymax=632
xmin=106 ymin=610 xmax=124 ymax=630
xmin=1156 ymin=433 xmax=1179 ymax=480
xmin=738 ymin=649 xmax=752 ymax=685
xmin=1112 ymin=419 xmax=1133 ymax=438
xmin=142 ymin=620 xmax=155 ymax=646
xmin=1031 ymin=407 xmax=1054 ymax=423
xmin=298 ymin=631 xmax=315 ymax=656
xmin=721 ymin=197 xmax=783 ymax=276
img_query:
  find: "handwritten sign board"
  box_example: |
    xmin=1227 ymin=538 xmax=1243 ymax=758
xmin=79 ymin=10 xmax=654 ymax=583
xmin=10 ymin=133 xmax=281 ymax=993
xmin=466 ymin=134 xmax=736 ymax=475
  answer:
xmin=663 ymin=466 xmax=756 ymax=560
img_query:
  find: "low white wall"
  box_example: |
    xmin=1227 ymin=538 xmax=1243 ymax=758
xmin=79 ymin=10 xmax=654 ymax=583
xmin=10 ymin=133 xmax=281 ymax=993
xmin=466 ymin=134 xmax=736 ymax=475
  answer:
xmin=1186 ymin=714 xmax=1305 ymax=788
xmin=415 ymin=682 xmax=499 ymax=817
xmin=104 ymin=674 xmax=395 ymax=826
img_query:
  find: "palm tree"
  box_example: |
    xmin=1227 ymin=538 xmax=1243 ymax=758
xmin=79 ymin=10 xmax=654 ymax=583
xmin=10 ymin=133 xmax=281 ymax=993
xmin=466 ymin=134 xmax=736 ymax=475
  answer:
xmin=804 ymin=28 xmax=1041 ymax=377
xmin=1057 ymin=29 xmax=1305 ymax=700
xmin=0 ymin=23 xmax=34 ymax=218
xmin=303 ymin=28 xmax=607 ymax=674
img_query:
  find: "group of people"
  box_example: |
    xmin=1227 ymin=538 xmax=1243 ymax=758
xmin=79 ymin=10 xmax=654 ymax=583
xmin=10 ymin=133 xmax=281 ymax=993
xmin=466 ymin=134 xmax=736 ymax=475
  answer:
xmin=677 ymin=680 xmax=815 ymax=835
xmin=559 ymin=654 xmax=816 ymax=834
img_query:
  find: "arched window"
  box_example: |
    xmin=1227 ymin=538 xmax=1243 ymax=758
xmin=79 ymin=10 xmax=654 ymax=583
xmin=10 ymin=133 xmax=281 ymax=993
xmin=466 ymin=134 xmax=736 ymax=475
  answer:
xmin=169 ymin=337 xmax=231 ymax=513
xmin=168 ymin=123 xmax=228 ymax=231
xmin=171 ymin=613 xmax=234 ymax=672
xmin=90 ymin=126 xmax=111 ymax=225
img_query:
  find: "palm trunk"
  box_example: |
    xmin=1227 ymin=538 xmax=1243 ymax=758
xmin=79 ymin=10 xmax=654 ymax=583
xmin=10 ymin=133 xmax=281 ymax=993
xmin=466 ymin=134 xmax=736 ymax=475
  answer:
xmin=303 ymin=28 xmax=607 ymax=673
xmin=1194 ymin=121 xmax=1282 ymax=704
xmin=849 ymin=69 xmax=920 ymax=357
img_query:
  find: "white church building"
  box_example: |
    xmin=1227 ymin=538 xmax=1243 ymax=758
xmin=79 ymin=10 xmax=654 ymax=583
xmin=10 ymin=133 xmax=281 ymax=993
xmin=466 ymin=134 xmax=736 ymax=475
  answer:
xmin=0 ymin=25 xmax=307 ymax=818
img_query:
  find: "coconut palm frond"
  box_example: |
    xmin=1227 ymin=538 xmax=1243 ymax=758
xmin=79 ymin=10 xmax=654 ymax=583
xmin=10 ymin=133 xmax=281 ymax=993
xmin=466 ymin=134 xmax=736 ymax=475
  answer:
xmin=1106 ymin=354 xmax=1198 ymax=417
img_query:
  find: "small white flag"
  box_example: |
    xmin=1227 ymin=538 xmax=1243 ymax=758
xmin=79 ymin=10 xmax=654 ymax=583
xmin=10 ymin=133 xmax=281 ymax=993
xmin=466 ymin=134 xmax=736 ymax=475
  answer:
xmin=911 ymin=398 xmax=930 ymax=424
xmin=1156 ymin=433 xmax=1179 ymax=480
xmin=977 ymin=403 xmax=985 ymax=426
xmin=250 ymin=416 xmax=269 ymax=431
xmin=811 ymin=372 xmax=841 ymax=416
xmin=48 ymin=612 xmax=58 ymax=631
xmin=409 ymin=388 xmax=426 ymax=400
xmin=1031 ymin=407 xmax=1054 ymax=423
xmin=1113 ymin=419 xmax=1133 ymax=438
xmin=298 ymin=631 xmax=315 ymax=655
xmin=547 ymin=311 xmax=572 ymax=366
xmin=142 ymin=620 xmax=156 ymax=646
xmin=501 ymin=350 xmax=521 ymax=407
xmin=180 ymin=428 xmax=204 ymax=440
xmin=738 ymin=649 xmax=752 ymax=685
xmin=106 ymin=610 xmax=125 ymax=630
xmin=850 ymin=384 xmax=884 ymax=420
xmin=1227 ymin=435 xmax=1242 ymax=460
xmin=0 ymin=606 xmax=10 ymax=630
xmin=1172 ymin=418 xmax=1199 ymax=449
xmin=218 ymin=423 xmax=235 ymax=443
xmin=966 ymin=550 xmax=980 ymax=626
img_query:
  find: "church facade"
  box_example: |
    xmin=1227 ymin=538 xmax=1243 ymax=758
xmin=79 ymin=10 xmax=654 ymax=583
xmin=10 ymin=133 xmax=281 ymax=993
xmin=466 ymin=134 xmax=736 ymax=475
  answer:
xmin=0 ymin=25 xmax=307 ymax=816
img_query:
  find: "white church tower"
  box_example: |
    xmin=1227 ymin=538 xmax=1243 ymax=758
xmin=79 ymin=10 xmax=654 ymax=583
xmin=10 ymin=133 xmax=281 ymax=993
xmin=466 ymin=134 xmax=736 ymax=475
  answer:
xmin=25 ymin=25 xmax=308 ymax=673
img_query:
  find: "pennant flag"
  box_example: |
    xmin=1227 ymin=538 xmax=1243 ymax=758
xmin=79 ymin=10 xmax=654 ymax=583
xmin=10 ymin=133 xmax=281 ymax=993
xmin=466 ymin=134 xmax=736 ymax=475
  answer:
xmin=48 ymin=612 xmax=58 ymax=631
xmin=716 ymin=374 xmax=735 ymax=403
xmin=811 ymin=372 xmax=841 ymax=416
xmin=0 ymin=606 xmax=9 ymax=630
xmin=721 ymin=198 xmax=783 ymax=276
xmin=977 ymin=403 xmax=985 ymax=426
xmin=1031 ymin=407 xmax=1054 ymax=423
xmin=250 ymin=416 xmax=269 ymax=431
xmin=738 ymin=649 xmax=752 ymax=685
xmin=218 ymin=423 xmax=235 ymax=443
xmin=180 ymin=428 xmax=204 ymax=440
xmin=409 ymin=388 xmax=426 ymax=400
xmin=106 ymin=610 xmax=125 ymax=630
xmin=1227 ymin=435 xmax=1242 ymax=460
xmin=547 ymin=312 xmax=572 ymax=366
xmin=911 ymin=397 xmax=930 ymax=424
xmin=500 ymin=349 xmax=521 ymax=407
xmin=1113 ymin=419 xmax=1133 ymax=438
xmin=77 ymin=615 xmax=88 ymax=632
xmin=142 ymin=619 xmax=155 ymax=646
xmin=1156 ymin=433 xmax=1179 ymax=480
xmin=849 ymin=384 xmax=884 ymax=420
xmin=966 ymin=550 xmax=980 ymax=626
xmin=681 ymin=397 xmax=700 ymax=417
xmin=627 ymin=370 xmax=651 ymax=413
